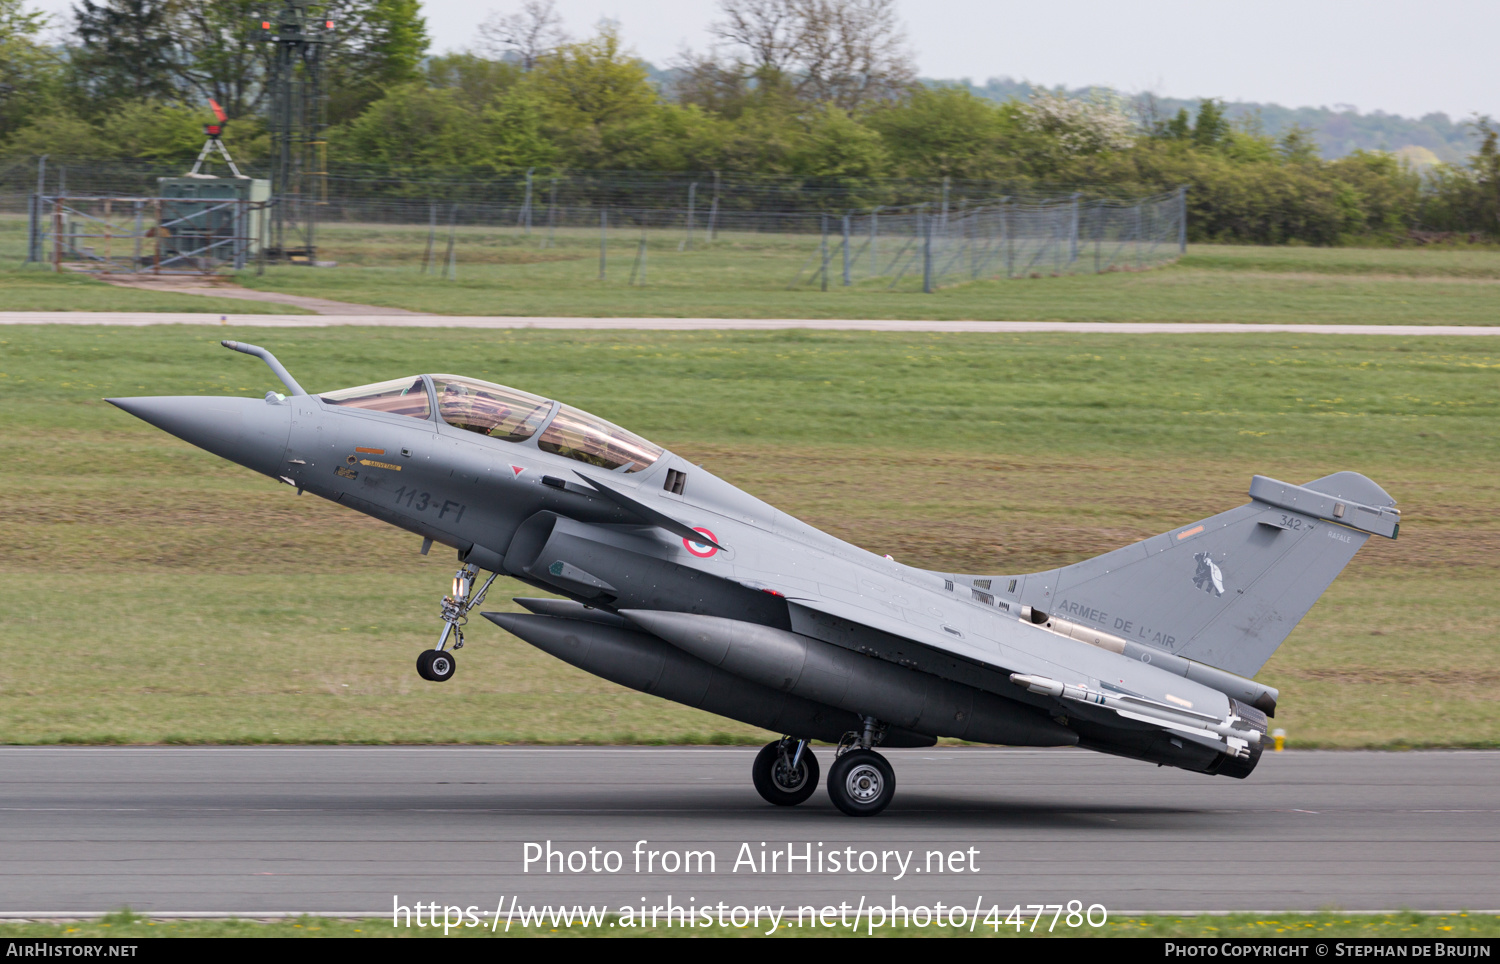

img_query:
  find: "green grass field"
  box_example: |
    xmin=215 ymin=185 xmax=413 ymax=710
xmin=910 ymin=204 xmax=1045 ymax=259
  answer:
xmin=1 ymin=324 xmax=1496 ymax=747
xmin=238 ymin=229 xmax=1500 ymax=323
xmin=1 ymin=909 xmax=1495 ymax=938
xmin=3 ymin=212 xmax=1499 ymax=323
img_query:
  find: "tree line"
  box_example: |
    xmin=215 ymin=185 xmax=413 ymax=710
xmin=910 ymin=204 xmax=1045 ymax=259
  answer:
xmin=0 ymin=0 xmax=1495 ymax=244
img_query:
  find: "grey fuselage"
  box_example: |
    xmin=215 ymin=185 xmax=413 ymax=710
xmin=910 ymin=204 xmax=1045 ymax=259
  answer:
xmin=111 ymin=373 xmax=1294 ymax=779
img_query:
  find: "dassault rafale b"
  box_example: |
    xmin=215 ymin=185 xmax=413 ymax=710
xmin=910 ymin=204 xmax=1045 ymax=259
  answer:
xmin=110 ymin=342 xmax=1399 ymax=816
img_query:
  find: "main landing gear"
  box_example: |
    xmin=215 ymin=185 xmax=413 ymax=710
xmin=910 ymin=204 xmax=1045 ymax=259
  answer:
xmin=752 ymin=717 xmax=896 ymax=816
xmin=416 ymin=563 xmax=498 ymax=682
xmin=752 ymin=737 xmax=820 ymax=806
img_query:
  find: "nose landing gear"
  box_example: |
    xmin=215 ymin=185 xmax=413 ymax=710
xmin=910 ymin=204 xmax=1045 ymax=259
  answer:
xmin=416 ymin=563 xmax=498 ymax=682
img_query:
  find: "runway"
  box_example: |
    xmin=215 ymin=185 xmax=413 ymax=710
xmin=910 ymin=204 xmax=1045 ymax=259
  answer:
xmin=2 ymin=311 xmax=1499 ymax=336
xmin=2 ymin=747 xmax=1497 ymax=917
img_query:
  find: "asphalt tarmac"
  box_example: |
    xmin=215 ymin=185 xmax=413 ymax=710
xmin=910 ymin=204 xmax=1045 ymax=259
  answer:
xmin=2 ymin=747 xmax=1497 ymax=917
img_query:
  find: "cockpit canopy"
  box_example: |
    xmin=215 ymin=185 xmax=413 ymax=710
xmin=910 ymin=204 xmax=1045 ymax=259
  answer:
xmin=431 ymin=376 xmax=550 ymax=443
xmin=320 ymin=374 xmax=663 ymax=473
xmin=320 ymin=376 xmax=430 ymax=419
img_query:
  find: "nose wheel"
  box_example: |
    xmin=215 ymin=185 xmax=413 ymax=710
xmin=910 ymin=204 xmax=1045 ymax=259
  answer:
xmin=416 ymin=649 xmax=456 ymax=682
xmin=752 ymin=738 xmax=819 ymax=806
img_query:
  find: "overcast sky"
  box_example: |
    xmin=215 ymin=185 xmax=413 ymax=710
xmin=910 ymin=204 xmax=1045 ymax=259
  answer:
xmin=27 ymin=0 xmax=1498 ymax=120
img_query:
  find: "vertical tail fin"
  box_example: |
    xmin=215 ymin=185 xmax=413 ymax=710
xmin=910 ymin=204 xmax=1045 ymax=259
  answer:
xmin=975 ymin=472 xmax=1397 ymax=678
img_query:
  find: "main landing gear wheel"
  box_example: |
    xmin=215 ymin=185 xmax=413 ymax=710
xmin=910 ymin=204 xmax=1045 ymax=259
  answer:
xmin=752 ymin=740 xmax=820 ymax=806
xmin=827 ymin=748 xmax=894 ymax=817
xmin=416 ymin=649 xmax=456 ymax=682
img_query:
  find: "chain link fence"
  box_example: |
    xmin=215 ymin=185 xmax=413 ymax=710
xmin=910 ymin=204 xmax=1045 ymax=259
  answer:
xmin=1 ymin=158 xmax=1186 ymax=290
xmin=790 ymin=191 xmax=1187 ymax=291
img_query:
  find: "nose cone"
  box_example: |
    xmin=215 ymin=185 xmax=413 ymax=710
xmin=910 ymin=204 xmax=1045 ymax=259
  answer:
xmin=108 ymin=395 xmax=292 ymax=479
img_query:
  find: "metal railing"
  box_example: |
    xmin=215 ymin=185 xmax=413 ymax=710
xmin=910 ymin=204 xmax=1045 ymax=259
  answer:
xmin=27 ymin=195 xmax=269 ymax=275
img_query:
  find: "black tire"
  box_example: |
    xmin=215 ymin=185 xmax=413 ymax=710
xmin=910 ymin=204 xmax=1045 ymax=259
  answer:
xmin=418 ymin=649 xmax=456 ymax=683
xmin=827 ymin=748 xmax=895 ymax=817
xmin=428 ymin=650 xmax=456 ymax=682
xmin=751 ymin=741 xmax=820 ymax=806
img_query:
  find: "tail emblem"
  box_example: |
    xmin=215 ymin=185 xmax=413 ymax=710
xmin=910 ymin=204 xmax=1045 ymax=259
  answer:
xmin=1193 ymin=552 xmax=1225 ymax=596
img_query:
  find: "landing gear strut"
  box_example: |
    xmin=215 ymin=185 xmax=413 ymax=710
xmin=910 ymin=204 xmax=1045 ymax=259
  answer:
xmin=752 ymin=737 xmax=819 ymax=806
xmin=416 ymin=563 xmax=498 ymax=682
xmin=827 ymin=717 xmax=895 ymax=816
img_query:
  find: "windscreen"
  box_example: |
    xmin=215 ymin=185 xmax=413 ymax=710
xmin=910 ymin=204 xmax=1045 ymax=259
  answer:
xmin=320 ymin=377 xmax=430 ymax=418
xmin=431 ymin=376 xmax=552 ymax=443
xmin=538 ymin=405 xmax=663 ymax=473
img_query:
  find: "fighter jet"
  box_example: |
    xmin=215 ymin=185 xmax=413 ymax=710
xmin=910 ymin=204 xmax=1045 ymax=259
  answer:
xmin=109 ymin=341 xmax=1399 ymax=816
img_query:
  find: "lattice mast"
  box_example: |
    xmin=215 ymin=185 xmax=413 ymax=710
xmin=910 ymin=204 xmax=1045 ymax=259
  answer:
xmin=260 ymin=2 xmax=332 ymax=263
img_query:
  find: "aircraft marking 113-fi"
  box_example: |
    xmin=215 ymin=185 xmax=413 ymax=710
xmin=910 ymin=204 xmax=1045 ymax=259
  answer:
xmin=109 ymin=342 xmax=1399 ymax=816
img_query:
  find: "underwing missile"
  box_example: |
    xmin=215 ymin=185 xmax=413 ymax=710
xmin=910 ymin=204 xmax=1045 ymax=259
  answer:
xmin=1030 ymin=611 xmax=1280 ymax=716
xmin=1009 ymin=673 xmax=1262 ymax=759
xmin=620 ymin=609 xmax=1077 ymax=747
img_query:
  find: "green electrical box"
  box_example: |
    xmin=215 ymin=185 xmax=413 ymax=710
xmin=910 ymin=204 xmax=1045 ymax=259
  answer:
xmin=156 ymin=175 xmax=270 ymax=269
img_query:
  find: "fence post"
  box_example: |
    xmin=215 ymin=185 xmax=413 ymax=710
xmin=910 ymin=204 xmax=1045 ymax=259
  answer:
xmin=25 ymin=194 xmax=36 ymax=264
xmin=1136 ymin=201 xmax=1144 ymax=271
xmin=1098 ymin=202 xmax=1110 ymax=272
xmin=423 ymin=202 xmax=436 ymax=274
xmin=256 ymin=199 xmax=267 ymax=276
xmin=52 ymin=198 xmax=62 ymax=272
xmin=599 ymin=207 xmax=607 ymax=280
xmin=1178 ymin=185 xmax=1188 ymax=253
xmin=132 ymin=200 xmax=143 ymax=272
xmin=521 ymin=168 xmax=533 ymax=234
xmin=969 ymin=201 xmax=979 ymax=280
xmin=630 ymin=219 xmax=648 ymax=286
xmin=708 ymin=170 xmax=720 ymax=241
xmin=819 ymin=214 xmax=829 ymax=292
xmin=444 ymin=204 xmax=458 ymax=281
xmin=940 ymin=176 xmax=950 ymax=228
xmin=842 ymin=214 xmax=851 ymax=286
xmin=685 ymin=182 xmax=696 ymax=250
xmin=1070 ymin=192 xmax=1081 ymax=264
xmin=546 ymin=177 xmax=558 ymax=248
xmin=869 ymin=206 xmax=879 ymax=277
xmin=922 ymin=209 xmax=934 ymax=293
xmin=26 ymin=151 xmax=46 ymax=262
xmin=1003 ymin=198 xmax=1012 ymax=279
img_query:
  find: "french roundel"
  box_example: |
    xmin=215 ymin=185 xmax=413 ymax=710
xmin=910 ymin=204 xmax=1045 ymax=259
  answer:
xmin=683 ymin=527 xmax=718 ymax=558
